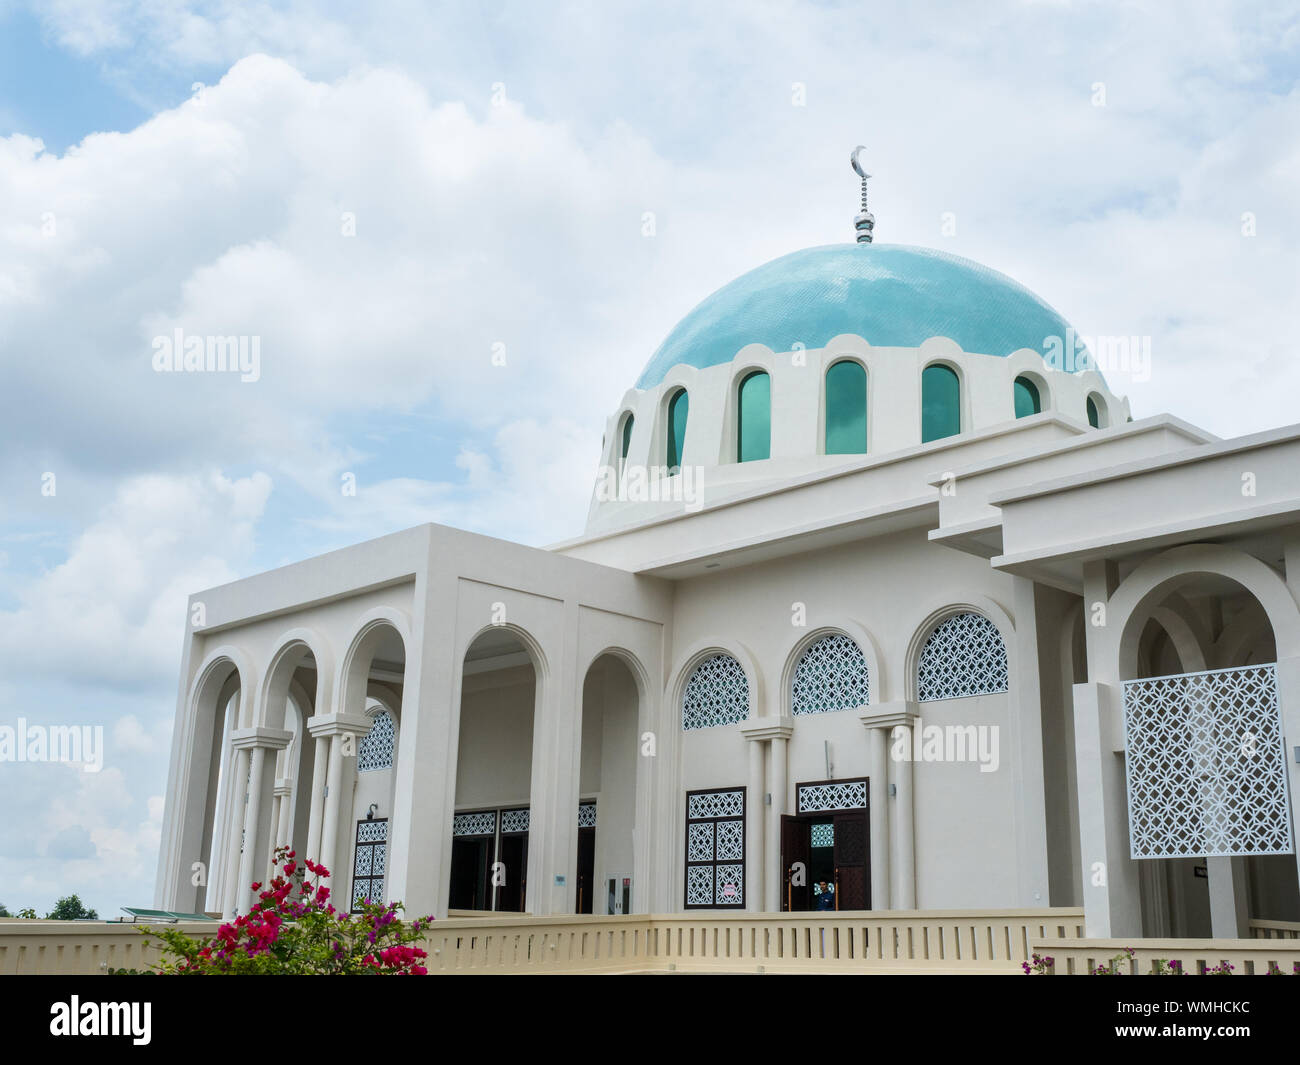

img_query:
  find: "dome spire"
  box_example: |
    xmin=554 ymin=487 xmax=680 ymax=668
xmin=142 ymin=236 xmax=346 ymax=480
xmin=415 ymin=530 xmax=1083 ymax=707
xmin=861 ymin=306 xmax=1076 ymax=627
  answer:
xmin=850 ymin=146 xmax=874 ymax=244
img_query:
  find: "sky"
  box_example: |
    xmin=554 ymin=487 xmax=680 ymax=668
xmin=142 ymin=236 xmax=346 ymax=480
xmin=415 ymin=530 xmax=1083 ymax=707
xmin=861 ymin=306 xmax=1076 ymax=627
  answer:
xmin=0 ymin=0 xmax=1297 ymax=917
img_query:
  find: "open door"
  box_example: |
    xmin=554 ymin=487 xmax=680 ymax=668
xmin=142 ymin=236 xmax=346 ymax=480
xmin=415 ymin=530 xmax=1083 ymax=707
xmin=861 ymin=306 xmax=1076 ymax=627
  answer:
xmin=575 ymin=826 xmax=595 ymax=913
xmin=781 ymin=814 xmax=812 ymax=912
xmin=833 ymin=811 xmax=870 ymax=910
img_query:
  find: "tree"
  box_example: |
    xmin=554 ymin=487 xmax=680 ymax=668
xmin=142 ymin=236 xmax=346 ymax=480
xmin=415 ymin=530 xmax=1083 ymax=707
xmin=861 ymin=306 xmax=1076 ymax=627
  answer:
xmin=0 ymin=903 xmax=10 ymax=917
xmin=46 ymin=895 xmax=98 ymax=920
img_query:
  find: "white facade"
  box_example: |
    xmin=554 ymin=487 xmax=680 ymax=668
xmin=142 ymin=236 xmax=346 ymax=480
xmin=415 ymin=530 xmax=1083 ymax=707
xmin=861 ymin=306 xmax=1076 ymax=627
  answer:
xmin=155 ymin=240 xmax=1300 ymax=940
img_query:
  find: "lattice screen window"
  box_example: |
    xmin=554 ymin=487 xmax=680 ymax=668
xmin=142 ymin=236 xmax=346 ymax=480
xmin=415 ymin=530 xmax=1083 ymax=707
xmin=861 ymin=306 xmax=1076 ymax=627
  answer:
xmin=685 ymin=788 xmax=745 ymax=908
xmin=811 ymin=823 xmax=835 ymax=848
xmin=578 ymin=802 xmax=597 ymax=828
xmin=500 ymin=807 xmax=530 ymax=834
xmin=682 ymin=654 xmax=750 ymax=731
xmin=792 ymin=633 xmax=870 ymax=715
xmin=453 ymin=810 xmax=497 ymax=837
xmin=916 ymin=611 xmax=1009 ymax=702
xmin=357 ymin=710 xmax=396 ymax=772
xmin=351 ymin=819 xmax=388 ymax=911
xmin=797 ymin=779 xmax=868 ymax=813
xmin=1123 ymin=664 xmax=1292 ymax=858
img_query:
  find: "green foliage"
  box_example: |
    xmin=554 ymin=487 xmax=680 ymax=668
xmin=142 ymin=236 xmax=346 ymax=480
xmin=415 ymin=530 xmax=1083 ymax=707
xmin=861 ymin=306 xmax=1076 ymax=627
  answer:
xmin=46 ymin=895 xmax=99 ymax=920
xmin=16 ymin=907 xmax=37 ymax=919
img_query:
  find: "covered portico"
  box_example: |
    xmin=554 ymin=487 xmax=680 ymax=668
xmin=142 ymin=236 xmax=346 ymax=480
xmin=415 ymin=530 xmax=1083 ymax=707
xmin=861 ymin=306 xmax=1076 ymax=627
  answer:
xmin=981 ymin=421 xmax=1300 ymax=938
xmin=155 ymin=523 xmax=671 ymax=921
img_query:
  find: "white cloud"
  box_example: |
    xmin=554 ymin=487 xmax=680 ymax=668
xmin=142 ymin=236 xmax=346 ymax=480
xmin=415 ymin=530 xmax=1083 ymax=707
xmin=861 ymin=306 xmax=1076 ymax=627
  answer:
xmin=0 ymin=471 xmax=271 ymax=687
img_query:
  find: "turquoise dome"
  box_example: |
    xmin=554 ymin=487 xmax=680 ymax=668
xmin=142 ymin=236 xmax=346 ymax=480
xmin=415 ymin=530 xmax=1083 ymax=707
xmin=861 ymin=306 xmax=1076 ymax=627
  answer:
xmin=637 ymin=243 xmax=1082 ymax=389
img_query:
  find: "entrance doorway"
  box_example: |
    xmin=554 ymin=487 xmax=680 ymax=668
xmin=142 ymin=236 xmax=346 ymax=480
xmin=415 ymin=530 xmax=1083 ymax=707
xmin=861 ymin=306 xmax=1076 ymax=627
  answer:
xmin=448 ymin=833 xmax=493 ymax=910
xmin=576 ymin=825 xmax=595 ymax=913
xmin=781 ymin=778 xmax=870 ymax=911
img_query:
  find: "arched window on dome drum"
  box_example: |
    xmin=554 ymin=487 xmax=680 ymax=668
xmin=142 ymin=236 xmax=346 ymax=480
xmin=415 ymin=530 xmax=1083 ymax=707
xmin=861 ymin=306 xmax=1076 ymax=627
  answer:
xmin=825 ymin=360 xmax=867 ymax=455
xmin=916 ymin=612 xmax=1009 ymax=702
xmin=736 ymin=370 xmax=771 ymax=462
xmin=1013 ymin=376 xmax=1041 ymax=418
xmin=1086 ymin=394 xmax=1105 ymax=429
xmin=666 ymin=389 xmax=689 ymax=471
xmin=358 ymin=710 xmax=396 ymax=772
xmin=682 ymin=653 xmax=749 ymax=730
xmin=792 ymin=633 xmax=870 ymax=715
xmin=619 ymin=413 xmax=634 ymax=464
xmin=921 ymin=364 xmax=961 ymax=442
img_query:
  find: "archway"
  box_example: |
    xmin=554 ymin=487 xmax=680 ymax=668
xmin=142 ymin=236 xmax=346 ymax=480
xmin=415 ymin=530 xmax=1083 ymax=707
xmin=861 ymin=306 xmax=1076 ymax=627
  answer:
xmin=449 ymin=627 xmax=540 ymax=912
xmin=576 ymin=653 xmax=642 ymax=914
xmin=1120 ymin=573 xmax=1294 ymax=934
xmin=334 ymin=619 xmax=407 ymax=911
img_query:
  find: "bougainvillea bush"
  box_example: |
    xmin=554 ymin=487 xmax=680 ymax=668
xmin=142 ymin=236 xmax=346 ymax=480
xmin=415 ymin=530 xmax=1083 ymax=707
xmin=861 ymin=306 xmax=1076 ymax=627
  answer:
xmin=146 ymin=847 xmax=434 ymax=975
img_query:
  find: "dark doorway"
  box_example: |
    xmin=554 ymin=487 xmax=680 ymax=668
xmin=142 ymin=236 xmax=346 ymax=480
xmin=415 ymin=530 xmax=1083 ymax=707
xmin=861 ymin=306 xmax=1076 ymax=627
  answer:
xmin=576 ymin=826 xmax=595 ymax=913
xmin=781 ymin=799 xmax=870 ymax=911
xmin=448 ymin=835 xmax=492 ymax=910
xmin=495 ymin=832 xmax=528 ymax=912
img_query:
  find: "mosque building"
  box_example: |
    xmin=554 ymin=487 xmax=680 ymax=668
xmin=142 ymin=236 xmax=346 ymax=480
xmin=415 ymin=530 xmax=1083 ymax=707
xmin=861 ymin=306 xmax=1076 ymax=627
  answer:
xmin=156 ymin=152 xmax=1300 ymax=939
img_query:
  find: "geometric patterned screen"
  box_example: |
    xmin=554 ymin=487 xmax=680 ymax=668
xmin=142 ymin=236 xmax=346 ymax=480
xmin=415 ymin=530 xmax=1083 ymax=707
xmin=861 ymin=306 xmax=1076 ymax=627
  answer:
xmin=797 ymin=779 xmax=868 ymax=813
xmin=682 ymin=654 xmax=750 ymax=731
xmin=453 ymin=810 xmax=497 ymax=837
xmin=685 ymin=788 xmax=745 ymax=908
xmin=1122 ymin=664 xmax=1293 ymax=858
xmin=351 ymin=819 xmax=388 ymax=911
xmin=578 ymin=802 xmax=597 ymax=828
xmin=357 ymin=710 xmax=396 ymax=772
xmin=916 ymin=611 xmax=1009 ymax=702
xmin=792 ymin=633 xmax=870 ymax=715
xmin=500 ymin=808 xmax=530 ymax=834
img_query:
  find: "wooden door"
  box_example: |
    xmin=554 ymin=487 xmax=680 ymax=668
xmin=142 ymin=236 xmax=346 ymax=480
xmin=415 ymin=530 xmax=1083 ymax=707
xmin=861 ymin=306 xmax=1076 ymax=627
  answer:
xmin=781 ymin=815 xmax=811 ymax=911
xmin=833 ymin=811 xmax=870 ymax=910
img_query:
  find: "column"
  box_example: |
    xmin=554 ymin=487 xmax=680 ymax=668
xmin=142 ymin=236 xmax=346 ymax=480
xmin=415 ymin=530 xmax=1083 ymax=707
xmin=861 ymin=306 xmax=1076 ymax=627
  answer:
xmin=304 ymin=732 xmax=329 ymax=870
xmin=1207 ymin=857 xmax=1250 ymax=938
xmin=221 ymin=746 xmax=250 ymax=918
xmin=745 ymin=737 xmax=765 ymax=913
xmin=1073 ymin=680 xmax=1142 ymax=937
xmin=893 ymin=724 xmax=916 ymax=909
xmin=768 ymin=733 xmax=790 ymax=912
xmin=860 ymin=703 xmax=917 ymax=910
xmin=1010 ymin=576 xmax=1051 ymax=905
xmin=1076 ymin=559 xmax=1141 ymax=937
xmin=319 ymin=735 xmax=343 ymax=877
xmin=307 ymin=712 xmax=372 ymax=898
xmin=270 ymin=781 xmax=292 ymax=879
xmin=1279 ymin=656 xmax=1300 ymax=899
xmin=867 ymin=724 xmax=890 ymax=909
xmin=231 ymin=728 xmax=293 ymax=914
xmin=235 ymin=745 xmax=267 ymax=914
xmin=741 ymin=718 xmax=793 ymax=913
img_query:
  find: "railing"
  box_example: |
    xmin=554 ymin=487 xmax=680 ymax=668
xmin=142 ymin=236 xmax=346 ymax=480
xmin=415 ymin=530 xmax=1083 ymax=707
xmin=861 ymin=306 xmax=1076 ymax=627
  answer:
xmin=1032 ymin=937 xmax=1300 ymax=975
xmin=0 ymin=908 xmax=1085 ymax=975
xmin=1249 ymin=919 xmax=1300 ymax=940
xmin=0 ymin=918 xmax=213 ymax=975
xmin=424 ymin=908 xmax=1085 ymax=974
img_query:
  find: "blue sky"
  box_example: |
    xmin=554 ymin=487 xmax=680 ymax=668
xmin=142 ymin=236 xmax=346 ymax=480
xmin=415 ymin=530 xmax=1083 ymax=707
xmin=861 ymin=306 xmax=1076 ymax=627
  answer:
xmin=0 ymin=0 xmax=1297 ymax=916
